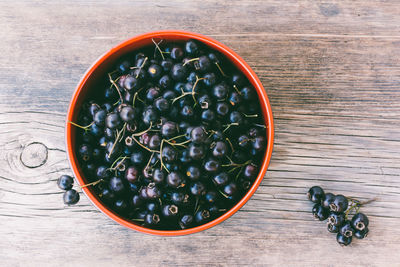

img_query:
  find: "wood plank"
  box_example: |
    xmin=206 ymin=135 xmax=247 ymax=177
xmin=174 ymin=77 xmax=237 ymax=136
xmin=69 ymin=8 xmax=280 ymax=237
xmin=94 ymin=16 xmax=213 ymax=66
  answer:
xmin=0 ymin=1 xmax=400 ymax=266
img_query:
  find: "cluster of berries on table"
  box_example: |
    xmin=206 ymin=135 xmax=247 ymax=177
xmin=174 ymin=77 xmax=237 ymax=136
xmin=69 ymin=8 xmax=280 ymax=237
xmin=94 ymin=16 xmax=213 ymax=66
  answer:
xmin=70 ymin=39 xmax=267 ymax=230
xmin=308 ymin=186 xmax=370 ymax=246
xmin=57 ymin=175 xmax=80 ymax=205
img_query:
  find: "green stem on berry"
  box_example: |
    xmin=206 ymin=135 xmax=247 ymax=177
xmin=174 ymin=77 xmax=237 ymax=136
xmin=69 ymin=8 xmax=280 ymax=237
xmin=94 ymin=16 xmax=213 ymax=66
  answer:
xmin=183 ymin=57 xmax=200 ymax=66
xmin=217 ymin=188 xmax=229 ymax=198
xmin=172 ymin=91 xmax=195 ymax=104
xmin=222 ymin=122 xmax=239 ymax=133
xmin=159 ymin=139 xmax=170 ymax=173
xmin=145 ymin=152 xmax=155 ymax=172
xmin=192 ymin=76 xmax=205 ymax=105
xmin=135 ymin=57 xmax=148 ymax=78
xmin=167 ymin=134 xmax=187 ymax=142
xmin=107 ymin=123 xmax=127 ymax=158
xmin=131 ymin=122 xmax=153 ymax=137
xmin=253 ymin=123 xmax=266 ymax=128
xmin=152 ymin=38 xmax=165 ymax=60
xmin=68 ymin=121 xmax=94 ymax=132
xmin=163 ymin=138 xmax=191 ymax=148
xmin=132 ymin=136 xmax=158 ymax=153
xmin=225 ymin=137 xmax=234 ymax=154
xmin=243 ymin=113 xmax=258 ymax=118
xmin=215 ymin=62 xmax=227 ymax=77
xmin=108 ymin=73 xmax=123 ymax=103
xmin=80 ymin=179 xmax=104 ymax=189
xmin=233 ymin=84 xmax=242 ymax=95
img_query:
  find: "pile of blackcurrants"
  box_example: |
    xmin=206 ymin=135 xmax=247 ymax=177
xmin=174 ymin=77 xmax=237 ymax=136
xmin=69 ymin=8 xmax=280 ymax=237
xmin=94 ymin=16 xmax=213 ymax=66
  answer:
xmin=69 ymin=39 xmax=267 ymax=230
xmin=308 ymin=186 xmax=370 ymax=246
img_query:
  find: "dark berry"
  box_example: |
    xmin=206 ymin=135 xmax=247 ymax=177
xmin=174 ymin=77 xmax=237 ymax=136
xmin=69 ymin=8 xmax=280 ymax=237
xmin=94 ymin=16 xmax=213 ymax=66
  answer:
xmin=123 ymin=75 xmax=140 ymax=91
xmin=321 ymin=193 xmax=336 ymax=209
xmin=212 ymin=173 xmax=229 ymax=187
xmin=327 ymin=223 xmax=340 ymax=233
xmin=119 ymin=106 xmax=135 ymax=122
xmin=327 ymin=212 xmax=345 ymax=227
xmin=162 ymin=145 xmax=177 ymax=163
xmin=336 ymin=233 xmax=352 ymax=246
xmin=191 ymin=127 xmax=206 ymax=144
xmin=223 ymin=182 xmax=237 ymax=196
xmin=201 ymin=109 xmax=215 ymax=123
xmin=340 ymin=221 xmax=355 ymax=238
xmin=307 ymin=186 xmax=325 ymax=203
xmin=212 ymin=141 xmax=228 ymax=158
xmin=57 ymin=175 xmax=74 ymax=190
xmin=203 ymin=73 xmax=216 ymax=87
xmin=185 ymin=40 xmax=199 ymax=55
xmin=130 ymin=151 xmax=145 ymax=166
xmin=114 ymin=199 xmax=128 ymax=211
xmin=162 ymin=204 xmax=179 ymax=217
xmin=205 ymin=191 xmax=218 ymax=204
xmin=131 ymin=194 xmax=143 ymax=208
xmin=145 ymin=213 xmax=161 ymax=226
xmin=312 ymin=204 xmax=329 ymax=221
xmin=195 ymin=209 xmax=211 ymax=223
xmin=171 ymin=64 xmax=188 ymax=81
xmin=186 ymin=165 xmax=201 ymax=181
xmin=93 ymin=109 xmax=106 ymax=126
xmin=179 ymin=214 xmax=194 ymax=229
xmin=197 ymin=56 xmax=211 ymax=72
xmin=167 ymin=172 xmax=185 ymax=188
xmin=243 ymin=164 xmax=258 ymax=179
xmin=354 ymin=227 xmax=369 ymax=239
xmin=142 ymin=107 xmax=159 ymax=125
xmin=63 ymin=189 xmax=80 ymax=205
xmin=105 ymin=112 xmax=121 ymax=129
xmin=146 ymin=183 xmax=161 ymax=199
xmin=161 ymin=121 xmax=178 ymax=138
xmin=213 ymin=84 xmax=229 ymax=100
xmin=154 ymin=97 xmax=170 ymax=112
xmin=161 ymin=59 xmax=173 ymax=72
xmin=148 ymin=64 xmax=162 ymax=79
xmin=189 ymin=144 xmax=205 ymax=160
xmin=125 ymin=166 xmax=139 ymax=183
xmin=78 ymin=144 xmax=92 ymax=162
xmin=204 ymin=158 xmax=220 ymax=173
xmin=190 ymin=181 xmax=206 ymax=196
xmin=152 ymin=168 xmax=166 ymax=184
xmin=330 ymin=194 xmax=348 ymax=213
xmin=109 ymin=177 xmax=125 ymax=194
xmin=351 ymin=212 xmax=369 ymax=231
xmin=171 ymin=46 xmax=184 ymax=61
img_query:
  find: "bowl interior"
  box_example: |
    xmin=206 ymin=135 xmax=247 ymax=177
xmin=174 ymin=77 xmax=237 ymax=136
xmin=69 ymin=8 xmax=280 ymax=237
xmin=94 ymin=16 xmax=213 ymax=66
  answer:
xmin=66 ymin=31 xmax=274 ymax=235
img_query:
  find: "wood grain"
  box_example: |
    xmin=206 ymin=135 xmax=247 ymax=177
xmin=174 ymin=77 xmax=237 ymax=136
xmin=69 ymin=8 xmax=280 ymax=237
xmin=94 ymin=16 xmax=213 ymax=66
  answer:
xmin=1 ymin=1 xmax=400 ymax=266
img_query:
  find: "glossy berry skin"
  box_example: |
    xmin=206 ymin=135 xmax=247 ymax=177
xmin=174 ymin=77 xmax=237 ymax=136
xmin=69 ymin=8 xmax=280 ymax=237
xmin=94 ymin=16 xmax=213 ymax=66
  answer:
xmin=171 ymin=64 xmax=188 ymax=81
xmin=330 ymin=194 xmax=348 ymax=213
xmin=354 ymin=227 xmax=369 ymax=239
xmin=190 ymin=181 xmax=206 ymax=196
xmin=195 ymin=209 xmax=211 ymax=223
xmin=109 ymin=177 xmax=125 ymax=194
xmin=57 ymin=175 xmax=74 ymax=190
xmin=312 ymin=204 xmax=329 ymax=221
xmin=145 ymin=183 xmax=161 ymax=199
xmin=205 ymin=191 xmax=218 ymax=204
xmin=179 ymin=214 xmax=194 ymax=229
xmin=223 ymin=182 xmax=237 ymax=196
xmin=119 ymin=106 xmax=135 ymax=122
xmin=307 ymin=186 xmax=325 ymax=204
xmin=152 ymin=168 xmax=166 ymax=184
xmin=189 ymin=144 xmax=205 ymax=160
xmin=190 ymin=126 xmax=206 ymax=144
xmin=93 ymin=109 xmax=106 ymax=126
xmin=161 ymin=121 xmax=178 ymax=138
xmin=212 ymin=141 xmax=227 ymax=158
xmin=148 ymin=64 xmax=162 ymax=79
xmin=105 ymin=112 xmax=121 ymax=129
xmin=123 ymin=75 xmax=140 ymax=91
xmin=185 ymin=40 xmax=199 ymax=55
xmin=339 ymin=221 xmax=355 ymax=238
xmin=328 ymin=212 xmax=345 ymax=227
xmin=167 ymin=172 xmax=185 ymax=188
xmin=213 ymin=84 xmax=229 ymax=100
xmin=336 ymin=233 xmax=352 ymax=246
xmin=78 ymin=144 xmax=92 ymax=162
xmin=327 ymin=223 xmax=340 ymax=233
xmin=186 ymin=165 xmax=201 ymax=181
xmin=351 ymin=212 xmax=369 ymax=231
xmin=125 ymin=166 xmax=139 ymax=183
xmin=212 ymin=172 xmax=229 ymax=187
xmin=145 ymin=213 xmax=161 ymax=226
xmin=171 ymin=47 xmax=184 ymax=61
xmin=243 ymin=164 xmax=258 ymax=179
xmin=321 ymin=193 xmax=336 ymax=209
xmin=204 ymin=158 xmax=220 ymax=173
xmin=114 ymin=199 xmax=128 ymax=211
xmin=63 ymin=189 xmax=80 ymax=205
xmin=162 ymin=204 xmax=179 ymax=217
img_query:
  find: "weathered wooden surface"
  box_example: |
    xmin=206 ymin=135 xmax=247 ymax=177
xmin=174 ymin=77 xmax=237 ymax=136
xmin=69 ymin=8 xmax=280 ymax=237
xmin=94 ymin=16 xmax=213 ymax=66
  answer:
xmin=1 ymin=1 xmax=400 ymax=266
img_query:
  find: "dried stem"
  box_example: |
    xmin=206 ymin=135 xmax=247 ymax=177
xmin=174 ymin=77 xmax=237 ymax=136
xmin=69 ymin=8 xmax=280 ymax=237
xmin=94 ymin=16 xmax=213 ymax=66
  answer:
xmin=68 ymin=121 xmax=94 ymax=132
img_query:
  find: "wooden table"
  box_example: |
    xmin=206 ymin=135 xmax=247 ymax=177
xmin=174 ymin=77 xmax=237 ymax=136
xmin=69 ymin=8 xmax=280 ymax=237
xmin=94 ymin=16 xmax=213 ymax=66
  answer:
xmin=1 ymin=1 xmax=399 ymax=266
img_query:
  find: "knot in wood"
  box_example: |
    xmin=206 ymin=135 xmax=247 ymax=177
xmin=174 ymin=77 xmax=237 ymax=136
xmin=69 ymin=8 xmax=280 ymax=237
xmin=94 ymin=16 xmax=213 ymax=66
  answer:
xmin=20 ymin=142 xmax=48 ymax=168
